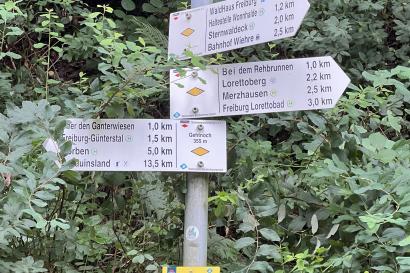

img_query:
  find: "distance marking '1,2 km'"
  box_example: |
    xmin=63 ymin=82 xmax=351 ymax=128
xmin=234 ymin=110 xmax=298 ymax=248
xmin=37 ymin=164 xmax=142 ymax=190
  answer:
xmin=168 ymin=0 xmax=310 ymax=59
xmin=170 ymin=56 xmax=351 ymax=118
xmin=44 ymin=119 xmax=227 ymax=173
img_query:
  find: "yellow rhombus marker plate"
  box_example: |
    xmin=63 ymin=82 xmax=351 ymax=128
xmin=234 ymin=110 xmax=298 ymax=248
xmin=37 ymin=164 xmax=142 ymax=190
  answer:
xmin=162 ymin=266 xmax=220 ymax=273
xmin=181 ymin=28 xmax=195 ymax=37
xmin=187 ymin=87 xmax=205 ymax=96
xmin=191 ymin=147 xmax=209 ymax=156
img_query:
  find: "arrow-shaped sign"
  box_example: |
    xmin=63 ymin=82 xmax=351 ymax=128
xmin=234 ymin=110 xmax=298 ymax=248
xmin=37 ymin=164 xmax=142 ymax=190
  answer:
xmin=168 ymin=0 xmax=310 ymax=59
xmin=170 ymin=56 xmax=350 ymax=118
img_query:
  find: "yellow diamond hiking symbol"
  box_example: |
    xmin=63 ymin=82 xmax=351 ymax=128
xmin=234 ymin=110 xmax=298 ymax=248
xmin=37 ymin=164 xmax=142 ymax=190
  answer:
xmin=191 ymin=147 xmax=209 ymax=156
xmin=181 ymin=28 xmax=194 ymax=37
xmin=187 ymin=87 xmax=204 ymax=96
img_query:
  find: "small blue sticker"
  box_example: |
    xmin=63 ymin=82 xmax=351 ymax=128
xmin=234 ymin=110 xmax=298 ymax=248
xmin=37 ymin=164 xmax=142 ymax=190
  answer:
xmin=167 ymin=265 xmax=176 ymax=273
xmin=173 ymin=112 xmax=181 ymax=118
xmin=180 ymin=163 xmax=188 ymax=169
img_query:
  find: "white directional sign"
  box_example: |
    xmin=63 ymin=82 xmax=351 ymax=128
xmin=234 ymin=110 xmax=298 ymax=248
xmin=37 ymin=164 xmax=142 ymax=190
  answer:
xmin=44 ymin=119 xmax=227 ymax=173
xmin=170 ymin=56 xmax=350 ymax=118
xmin=168 ymin=0 xmax=310 ymax=59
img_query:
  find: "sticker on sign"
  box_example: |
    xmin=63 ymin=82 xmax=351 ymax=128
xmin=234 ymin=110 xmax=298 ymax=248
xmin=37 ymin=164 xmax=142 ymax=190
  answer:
xmin=162 ymin=266 xmax=220 ymax=273
xmin=170 ymin=56 xmax=350 ymax=118
xmin=44 ymin=119 xmax=226 ymax=173
xmin=168 ymin=0 xmax=310 ymax=59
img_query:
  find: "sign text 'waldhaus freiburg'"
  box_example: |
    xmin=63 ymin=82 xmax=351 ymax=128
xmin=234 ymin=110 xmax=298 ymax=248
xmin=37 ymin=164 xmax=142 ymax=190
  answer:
xmin=44 ymin=119 xmax=227 ymax=173
xmin=168 ymin=0 xmax=310 ymax=59
xmin=170 ymin=56 xmax=350 ymax=118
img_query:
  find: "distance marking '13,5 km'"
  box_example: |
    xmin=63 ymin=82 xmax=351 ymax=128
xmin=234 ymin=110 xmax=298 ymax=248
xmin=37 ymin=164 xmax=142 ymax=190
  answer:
xmin=44 ymin=119 xmax=227 ymax=173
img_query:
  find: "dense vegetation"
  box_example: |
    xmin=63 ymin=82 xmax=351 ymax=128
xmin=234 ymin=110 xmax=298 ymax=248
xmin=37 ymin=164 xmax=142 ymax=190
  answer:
xmin=0 ymin=0 xmax=409 ymax=272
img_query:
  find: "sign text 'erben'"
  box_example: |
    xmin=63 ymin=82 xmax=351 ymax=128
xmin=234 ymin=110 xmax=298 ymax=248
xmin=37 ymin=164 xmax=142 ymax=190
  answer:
xmin=44 ymin=119 xmax=226 ymax=173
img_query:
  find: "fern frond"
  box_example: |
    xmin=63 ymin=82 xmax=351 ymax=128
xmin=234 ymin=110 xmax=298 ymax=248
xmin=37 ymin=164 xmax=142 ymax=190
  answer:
xmin=133 ymin=17 xmax=168 ymax=50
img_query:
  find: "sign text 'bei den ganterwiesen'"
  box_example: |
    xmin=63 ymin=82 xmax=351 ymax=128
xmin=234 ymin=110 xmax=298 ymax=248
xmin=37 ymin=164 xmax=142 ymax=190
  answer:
xmin=44 ymin=119 xmax=226 ymax=173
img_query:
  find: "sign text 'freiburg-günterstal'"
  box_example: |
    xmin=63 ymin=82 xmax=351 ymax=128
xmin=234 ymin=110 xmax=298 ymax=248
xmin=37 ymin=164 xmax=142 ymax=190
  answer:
xmin=44 ymin=119 xmax=226 ymax=173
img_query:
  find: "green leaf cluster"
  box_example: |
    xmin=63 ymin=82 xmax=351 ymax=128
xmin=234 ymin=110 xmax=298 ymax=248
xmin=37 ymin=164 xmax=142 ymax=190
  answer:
xmin=0 ymin=0 xmax=409 ymax=272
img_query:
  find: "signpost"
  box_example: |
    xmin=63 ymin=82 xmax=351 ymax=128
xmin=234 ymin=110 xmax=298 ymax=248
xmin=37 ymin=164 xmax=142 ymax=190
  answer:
xmin=44 ymin=119 xmax=227 ymax=173
xmin=181 ymin=0 xmax=215 ymax=271
xmin=38 ymin=0 xmax=350 ymax=270
xmin=168 ymin=0 xmax=310 ymax=58
xmin=170 ymin=56 xmax=350 ymax=118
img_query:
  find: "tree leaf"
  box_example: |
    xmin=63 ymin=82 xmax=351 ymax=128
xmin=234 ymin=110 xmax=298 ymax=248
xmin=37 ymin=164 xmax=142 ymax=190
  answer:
xmin=142 ymin=3 xmax=157 ymax=13
xmin=326 ymin=224 xmax=340 ymax=239
xmin=138 ymin=37 xmax=145 ymax=47
xmin=249 ymin=261 xmax=274 ymax=273
xmin=145 ymin=264 xmax=157 ymax=271
xmin=84 ymin=215 xmax=102 ymax=227
xmin=121 ymin=0 xmax=136 ymax=11
xmin=259 ymin=228 xmax=280 ymax=242
xmin=6 ymin=52 xmax=21 ymax=59
xmin=150 ymin=0 xmax=163 ymax=8
xmin=371 ymin=266 xmax=394 ymax=272
xmin=50 ymin=219 xmax=70 ymax=230
xmin=31 ymin=199 xmax=48 ymax=208
xmin=369 ymin=133 xmax=387 ymax=150
xmin=311 ymin=214 xmax=319 ymax=235
xmin=34 ymin=191 xmax=56 ymax=201
xmin=397 ymin=257 xmax=410 ymax=271
xmin=88 ymin=12 xmax=101 ymax=19
xmin=127 ymin=250 xmax=138 ymax=256
xmin=398 ymin=236 xmax=410 ymax=247
xmin=234 ymin=237 xmax=255 ymax=250
xmin=289 ymin=216 xmax=306 ymax=232
xmin=257 ymin=244 xmax=281 ymax=260
xmin=33 ymin=43 xmax=47 ymax=49
xmin=132 ymin=255 xmax=144 ymax=264
xmin=278 ymin=204 xmax=286 ymax=223
xmin=6 ymin=26 xmax=23 ymax=36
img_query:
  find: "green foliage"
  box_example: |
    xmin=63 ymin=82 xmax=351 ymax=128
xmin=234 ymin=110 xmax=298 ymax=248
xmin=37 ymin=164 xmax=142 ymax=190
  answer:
xmin=121 ymin=0 xmax=136 ymax=12
xmin=216 ymin=66 xmax=410 ymax=272
xmin=214 ymin=0 xmax=410 ymax=80
xmin=0 ymin=0 xmax=409 ymax=272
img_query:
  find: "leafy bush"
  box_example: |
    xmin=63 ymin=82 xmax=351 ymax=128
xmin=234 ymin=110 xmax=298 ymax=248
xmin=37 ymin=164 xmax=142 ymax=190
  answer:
xmin=218 ymin=66 xmax=410 ymax=272
xmin=0 ymin=0 xmax=409 ymax=272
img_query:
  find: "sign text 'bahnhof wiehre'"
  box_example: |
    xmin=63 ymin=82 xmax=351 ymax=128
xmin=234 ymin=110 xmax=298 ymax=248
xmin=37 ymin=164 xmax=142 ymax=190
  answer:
xmin=168 ymin=0 xmax=310 ymax=58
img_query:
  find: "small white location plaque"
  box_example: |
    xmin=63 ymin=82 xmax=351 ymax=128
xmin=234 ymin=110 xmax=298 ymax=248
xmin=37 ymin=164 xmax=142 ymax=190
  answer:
xmin=170 ymin=56 xmax=350 ymax=118
xmin=44 ymin=119 xmax=226 ymax=173
xmin=168 ymin=0 xmax=310 ymax=59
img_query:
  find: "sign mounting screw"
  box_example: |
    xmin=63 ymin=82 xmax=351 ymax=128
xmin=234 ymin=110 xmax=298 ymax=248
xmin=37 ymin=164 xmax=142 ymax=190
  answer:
xmin=185 ymin=13 xmax=192 ymax=20
xmin=191 ymin=71 xmax=198 ymax=78
xmin=197 ymin=124 xmax=204 ymax=131
xmin=197 ymin=161 xmax=204 ymax=168
xmin=192 ymin=107 xmax=199 ymax=114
